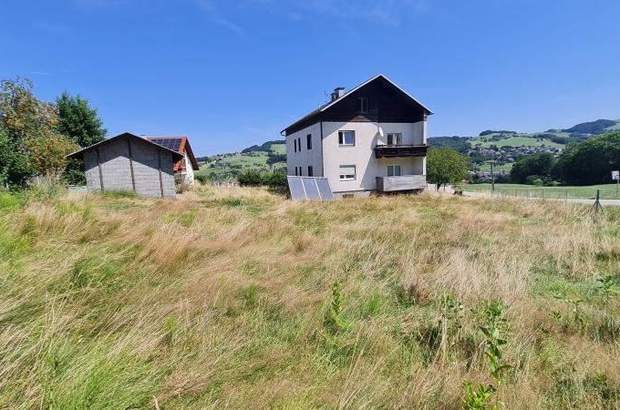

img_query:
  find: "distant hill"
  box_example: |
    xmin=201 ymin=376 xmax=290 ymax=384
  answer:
xmin=561 ymin=119 xmax=619 ymax=135
xmin=241 ymin=140 xmax=285 ymax=154
xmin=196 ymin=140 xmax=286 ymax=181
xmin=197 ymin=118 xmax=619 ymax=181
xmin=432 ymin=118 xmax=619 ymax=178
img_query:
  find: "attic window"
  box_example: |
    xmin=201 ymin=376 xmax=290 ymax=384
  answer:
xmin=359 ymin=97 xmax=368 ymax=114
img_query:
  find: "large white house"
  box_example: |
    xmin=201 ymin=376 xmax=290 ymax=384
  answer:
xmin=282 ymin=74 xmax=432 ymax=197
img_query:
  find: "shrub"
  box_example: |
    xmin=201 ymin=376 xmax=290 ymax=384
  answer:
xmin=194 ymin=174 xmax=209 ymax=184
xmin=237 ymin=169 xmax=263 ymax=186
xmin=237 ymin=169 xmax=287 ymax=188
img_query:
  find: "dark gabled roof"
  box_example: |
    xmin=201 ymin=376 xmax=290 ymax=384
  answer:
xmin=145 ymin=136 xmax=200 ymax=171
xmin=67 ymin=132 xmax=184 ymax=161
xmin=281 ymin=74 xmax=432 ymax=136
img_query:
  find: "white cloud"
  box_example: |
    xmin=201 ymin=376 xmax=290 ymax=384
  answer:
xmin=195 ymin=0 xmax=246 ymax=36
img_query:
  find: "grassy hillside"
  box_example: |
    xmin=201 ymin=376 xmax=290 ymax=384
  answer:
xmin=196 ymin=140 xmax=286 ymax=181
xmin=469 ymin=135 xmax=564 ymax=149
xmin=1 ymin=187 xmax=619 ymax=408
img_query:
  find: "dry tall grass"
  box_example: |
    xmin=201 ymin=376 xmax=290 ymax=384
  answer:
xmin=0 ymin=186 xmax=619 ymax=408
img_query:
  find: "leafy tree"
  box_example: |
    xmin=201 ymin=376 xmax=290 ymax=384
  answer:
xmin=0 ymin=78 xmax=76 ymax=183
xmin=25 ymin=133 xmax=78 ymax=178
xmin=0 ymin=127 xmax=33 ymax=187
xmin=56 ymin=92 xmax=106 ymax=147
xmin=510 ymin=152 xmax=555 ymax=184
xmin=553 ymin=133 xmax=620 ymax=185
xmin=427 ymin=147 xmax=470 ymax=189
xmin=56 ymin=93 xmax=106 ymax=184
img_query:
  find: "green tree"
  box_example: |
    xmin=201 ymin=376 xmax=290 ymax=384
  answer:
xmin=56 ymin=92 xmax=106 ymax=147
xmin=510 ymin=152 xmax=555 ymax=184
xmin=553 ymin=133 xmax=620 ymax=185
xmin=56 ymin=93 xmax=106 ymax=184
xmin=0 ymin=78 xmax=76 ymax=183
xmin=427 ymin=147 xmax=470 ymax=189
xmin=0 ymin=127 xmax=33 ymax=187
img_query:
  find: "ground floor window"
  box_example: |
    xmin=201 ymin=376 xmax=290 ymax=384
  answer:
xmin=339 ymin=165 xmax=356 ymax=181
xmin=308 ymin=166 xmax=313 ymax=176
xmin=387 ymin=165 xmax=401 ymax=177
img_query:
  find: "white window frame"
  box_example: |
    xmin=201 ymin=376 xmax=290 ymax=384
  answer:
xmin=338 ymin=130 xmax=356 ymax=146
xmin=339 ymin=165 xmax=356 ymax=181
xmin=387 ymin=133 xmax=402 ymax=146
xmin=307 ymin=134 xmax=312 ymax=150
xmin=387 ymin=165 xmax=401 ymax=177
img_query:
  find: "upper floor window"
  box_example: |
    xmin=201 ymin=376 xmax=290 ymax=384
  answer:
xmin=293 ymin=139 xmax=297 ymax=153
xmin=387 ymin=133 xmax=402 ymax=146
xmin=338 ymin=130 xmax=355 ymax=146
xmin=307 ymin=134 xmax=312 ymax=150
xmin=298 ymin=137 xmax=302 ymax=152
xmin=359 ymin=97 xmax=368 ymax=114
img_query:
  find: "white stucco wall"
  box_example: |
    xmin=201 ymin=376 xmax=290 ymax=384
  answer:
xmin=286 ymin=122 xmax=323 ymax=176
xmin=183 ymin=152 xmax=195 ymax=185
xmin=321 ymin=121 xmax=426 ymax=193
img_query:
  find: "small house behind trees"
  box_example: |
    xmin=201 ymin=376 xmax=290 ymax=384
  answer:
xmin=67 ymin=132 xmax=183 ymax=198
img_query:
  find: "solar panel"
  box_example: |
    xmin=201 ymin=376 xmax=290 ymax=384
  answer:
xmin=287 ymin=176 xmax=334 ymax=201
xmin=316 ymin=178 xmax=334 ymax=200
xmin=147 ymin=138 xmax=182 ymax=152
xmin=287 ymin=176 xmax=306 ymax=201
xmin=302 ymin=178 xmax=320 ymax=200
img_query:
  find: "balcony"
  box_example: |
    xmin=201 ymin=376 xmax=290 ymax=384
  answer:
xmin=376 ymin=175 xmax=426 ymax=192
xmin=374 ymin=144 xmax=428 ymax=159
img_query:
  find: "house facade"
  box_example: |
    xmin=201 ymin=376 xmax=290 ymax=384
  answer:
xmin=145 ymin=136 xmax=199 ymax=186
xmin=282 ymin=75 xmax=431 ymax=197
xmin=68 ymin=132 xmax=182 ymax=198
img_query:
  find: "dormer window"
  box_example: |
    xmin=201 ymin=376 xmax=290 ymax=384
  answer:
xmin=359 ymin=97 xmax=368 ymax=113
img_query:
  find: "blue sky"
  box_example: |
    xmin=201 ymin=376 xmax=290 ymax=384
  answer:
xmin=2 ymin=0 xmax=620 ymax=155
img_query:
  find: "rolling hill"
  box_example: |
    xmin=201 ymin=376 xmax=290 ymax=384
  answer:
xmin=195 ymin=118 xmax=619 ymax=181
xmin=196 ymin=140 xmax=286 ymax=181
xmin=430 ymin=118 xmax=620 ymax=177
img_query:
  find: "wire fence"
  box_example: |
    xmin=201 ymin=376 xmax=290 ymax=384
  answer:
xmin=465 ymin=185 xmax=620 ymax=201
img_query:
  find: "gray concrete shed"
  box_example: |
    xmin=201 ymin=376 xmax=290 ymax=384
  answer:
xmin=68 ymin=132 xmax=183 ymax=198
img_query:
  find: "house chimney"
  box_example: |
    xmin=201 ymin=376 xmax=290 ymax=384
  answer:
xmin=330 ymin=87 xmax=345 ymax=101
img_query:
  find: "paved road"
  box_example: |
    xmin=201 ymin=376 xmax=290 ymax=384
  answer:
xmin=463 ymin=191 xmax=620 ymax=207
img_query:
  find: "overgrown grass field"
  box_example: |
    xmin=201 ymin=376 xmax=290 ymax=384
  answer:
xmin=1 ymin=186 xmax=619 ymax=408
xmin=465 ymin=183 xmax=620 ymax=200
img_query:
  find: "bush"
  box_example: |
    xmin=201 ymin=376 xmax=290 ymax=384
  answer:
xmin=237 ymin=169 xmax=263 ymax=186
xmin=237 ymin=170 xmax=287 ymax=188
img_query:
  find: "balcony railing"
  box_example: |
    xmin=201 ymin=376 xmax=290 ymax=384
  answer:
xmin=376 ymin=175 xmax=426 ymax=192
xmin=374 ymin=144 xmax=428 ymax=158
